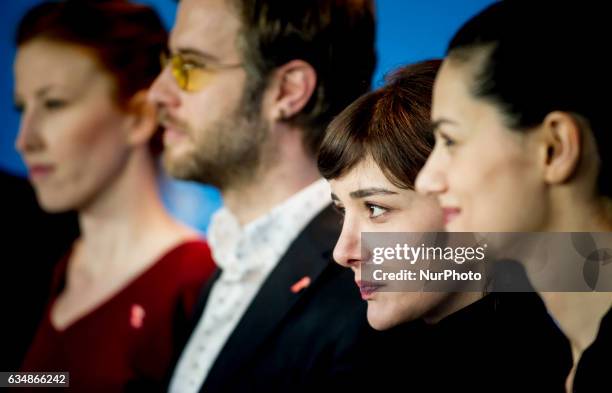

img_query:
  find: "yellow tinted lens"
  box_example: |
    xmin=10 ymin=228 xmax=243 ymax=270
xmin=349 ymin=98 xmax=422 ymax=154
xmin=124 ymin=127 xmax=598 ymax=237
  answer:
xmin=184 ymin=68 xmax=213 ymax=92
xmin=171 ymin=56 xmax=188 ymax=90
xmin=167 ymin=54 xmax=215 ymax=92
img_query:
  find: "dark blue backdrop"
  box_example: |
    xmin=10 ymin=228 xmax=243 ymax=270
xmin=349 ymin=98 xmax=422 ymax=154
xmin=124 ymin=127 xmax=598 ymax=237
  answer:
xmin=0 ymin=0 xmax=494 ymax=232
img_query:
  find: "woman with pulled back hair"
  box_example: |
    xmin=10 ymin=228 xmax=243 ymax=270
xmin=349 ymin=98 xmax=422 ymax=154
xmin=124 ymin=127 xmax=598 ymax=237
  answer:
xmin=416 ymin=1 xmax=611 ymax=391
xmin=14 ymin=1 xmax=215 ymax=390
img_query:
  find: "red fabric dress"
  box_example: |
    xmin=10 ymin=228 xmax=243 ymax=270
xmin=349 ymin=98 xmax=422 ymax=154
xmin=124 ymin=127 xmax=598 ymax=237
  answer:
xmin=19 ymin=240 xmax=215 ymax=392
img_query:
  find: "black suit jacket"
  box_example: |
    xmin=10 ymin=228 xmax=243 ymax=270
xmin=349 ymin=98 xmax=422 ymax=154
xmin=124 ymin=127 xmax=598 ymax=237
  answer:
xmin=187 ymin=205 xmax=379 ymax=393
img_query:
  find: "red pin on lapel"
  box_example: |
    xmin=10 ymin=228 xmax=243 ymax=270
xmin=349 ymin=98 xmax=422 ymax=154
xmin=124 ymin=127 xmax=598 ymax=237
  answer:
xmin=291 ymin=276 xmax=311 ymax=293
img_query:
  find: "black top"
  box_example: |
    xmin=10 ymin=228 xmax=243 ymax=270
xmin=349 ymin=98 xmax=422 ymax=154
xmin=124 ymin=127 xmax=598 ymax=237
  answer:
xmin=573 ymin=307 xmax=611 ymax=393
xmin=379 ymin=292 xmax=573 ymax=393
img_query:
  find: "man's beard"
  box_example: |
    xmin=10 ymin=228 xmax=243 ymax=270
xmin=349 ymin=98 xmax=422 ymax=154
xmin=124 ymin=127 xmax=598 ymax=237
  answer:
xmin=161 ymin=87 xmax=274 ymax=191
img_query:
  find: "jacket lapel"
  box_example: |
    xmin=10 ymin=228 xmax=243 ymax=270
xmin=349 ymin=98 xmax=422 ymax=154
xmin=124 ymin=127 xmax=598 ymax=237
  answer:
xmin=201 ymin=205 xmax=340 ymax=391
xmin=190 ymin=268 xmax=222 ymax=329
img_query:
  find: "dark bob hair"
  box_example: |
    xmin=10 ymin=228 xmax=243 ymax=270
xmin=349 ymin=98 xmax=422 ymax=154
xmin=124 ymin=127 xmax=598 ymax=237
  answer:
xmin=317 ymin=60 xmax=441 ymax=189
xmin=230 ymin=0 xmax=377 ymax=155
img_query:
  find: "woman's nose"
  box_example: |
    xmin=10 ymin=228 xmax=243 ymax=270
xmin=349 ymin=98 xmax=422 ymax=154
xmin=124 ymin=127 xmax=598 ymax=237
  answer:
xmin=415 ymin=148 xmax=448 ymax=196
xmin=333 ymin=219 xmax=361 ymax=269
xmin=15 ymin=110 xmax=44 ymax=153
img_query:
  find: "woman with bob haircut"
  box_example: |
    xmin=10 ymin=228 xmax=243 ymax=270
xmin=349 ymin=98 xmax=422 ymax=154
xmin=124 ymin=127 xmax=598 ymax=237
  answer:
xmin=318 ymin=59 xmax=572 ymax=392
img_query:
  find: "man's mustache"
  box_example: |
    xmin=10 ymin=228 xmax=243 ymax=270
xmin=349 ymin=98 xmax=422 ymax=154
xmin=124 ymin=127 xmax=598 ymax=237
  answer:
xmin=157 ymin=109 xmax=189 ymax=132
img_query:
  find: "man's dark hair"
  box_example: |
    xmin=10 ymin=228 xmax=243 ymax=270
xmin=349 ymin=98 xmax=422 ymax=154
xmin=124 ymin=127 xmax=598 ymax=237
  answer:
xmin=230 ymin=0 xmax=377 ymax=155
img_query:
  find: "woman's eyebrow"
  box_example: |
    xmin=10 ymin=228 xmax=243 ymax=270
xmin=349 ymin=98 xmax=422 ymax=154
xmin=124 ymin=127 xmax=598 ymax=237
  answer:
xmin=349 ymin=188 xmax=397 ymax=199
xmin=430 ymin=118 xmax=458 ymax=132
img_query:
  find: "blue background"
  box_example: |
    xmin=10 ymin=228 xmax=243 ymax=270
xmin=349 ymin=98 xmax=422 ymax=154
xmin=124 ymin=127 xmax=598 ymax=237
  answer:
xmin=0 ymin=0 xmax=494 ymax=233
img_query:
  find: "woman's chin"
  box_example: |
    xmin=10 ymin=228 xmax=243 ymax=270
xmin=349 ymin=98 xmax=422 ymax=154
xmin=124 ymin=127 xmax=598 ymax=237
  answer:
xmin=367 ymin=302 xmax=408 ymax=331
xmin=35 ymin=193 xmax=77 ymax=214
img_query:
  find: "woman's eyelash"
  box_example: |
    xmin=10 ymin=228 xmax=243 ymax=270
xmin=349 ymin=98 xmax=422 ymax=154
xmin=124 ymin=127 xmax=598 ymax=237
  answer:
xmin=44 ymin=99 xmax=67 ymax=110
xmin=365 ymin=203 xmax=388 ymax=218
xmin=437 ymin=131 xmax=456 ymax=147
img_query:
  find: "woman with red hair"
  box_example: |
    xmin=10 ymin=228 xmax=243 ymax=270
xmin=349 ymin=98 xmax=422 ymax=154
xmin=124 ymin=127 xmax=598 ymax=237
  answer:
xmin=13 ymin=1 xmax=215 ymax=390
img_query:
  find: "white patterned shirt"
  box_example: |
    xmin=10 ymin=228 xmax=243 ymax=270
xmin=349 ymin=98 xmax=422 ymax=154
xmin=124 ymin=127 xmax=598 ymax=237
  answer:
xmin=169 ymin=179 xmax=331 ymax=393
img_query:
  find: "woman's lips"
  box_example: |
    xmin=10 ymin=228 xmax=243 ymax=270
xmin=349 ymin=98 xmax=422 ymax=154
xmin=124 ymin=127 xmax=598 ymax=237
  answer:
xmin=356 ymin=280 xmax=385 ymax=300
xmin=442 ymin=207 xmax=461 ymax=225
xmin=28 ymin=164 xmax=55 ymax=181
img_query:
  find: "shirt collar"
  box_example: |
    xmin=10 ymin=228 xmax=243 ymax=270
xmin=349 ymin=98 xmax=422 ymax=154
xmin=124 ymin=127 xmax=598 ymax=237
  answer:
xmin=208 ymin=179 xmax=331 ymax=281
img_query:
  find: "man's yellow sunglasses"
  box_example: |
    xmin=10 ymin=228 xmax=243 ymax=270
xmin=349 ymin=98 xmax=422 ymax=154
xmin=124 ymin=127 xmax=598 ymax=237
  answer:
xmin=160 ymin=51 xmax=242 ymax=92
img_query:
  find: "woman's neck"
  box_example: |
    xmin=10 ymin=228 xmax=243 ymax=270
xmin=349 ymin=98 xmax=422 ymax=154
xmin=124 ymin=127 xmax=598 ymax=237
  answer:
xmin=74 ymin=151 xmax=192 ymax=274
xmin=546 ymin=192 xmax=612 ymax=232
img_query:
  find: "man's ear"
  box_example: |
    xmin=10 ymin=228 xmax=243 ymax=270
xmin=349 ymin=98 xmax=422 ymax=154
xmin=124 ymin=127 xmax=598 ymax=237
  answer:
xmin=268 ymin=59 xmax=317 ymax=122
xmin=124 ymin=89 xmax=158 ymax=147
xmin=539 ymin=111 xmax=582 ymax=185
